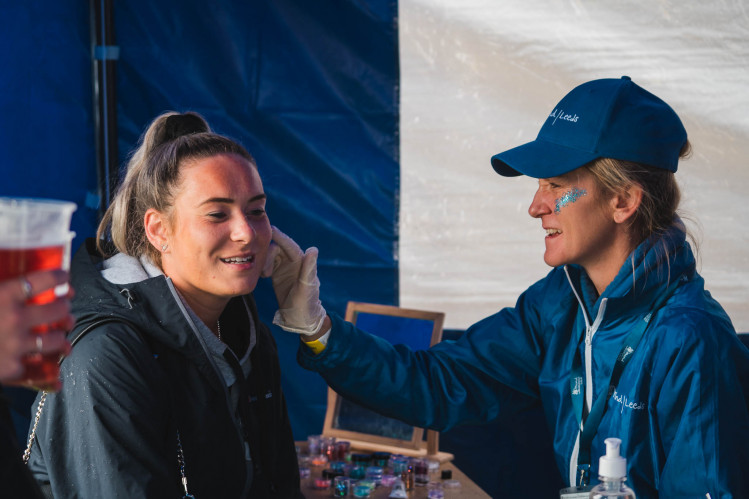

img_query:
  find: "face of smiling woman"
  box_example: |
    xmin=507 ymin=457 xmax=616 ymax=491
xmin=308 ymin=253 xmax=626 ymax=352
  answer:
xmin=147 ymin=153 xmax=272 ymax=321
xmin=527 ymin=167 xmax=634 ymax=293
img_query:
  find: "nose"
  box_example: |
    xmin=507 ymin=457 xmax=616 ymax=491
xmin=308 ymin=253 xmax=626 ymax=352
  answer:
xmin=231 ymin=215 xmax=256 ymax=243
xmin=528 ymin=188 xmax=551 ymax=219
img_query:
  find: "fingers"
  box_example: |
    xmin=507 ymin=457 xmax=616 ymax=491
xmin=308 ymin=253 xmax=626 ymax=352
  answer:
xmin=0 ymin=328 xmax=71 ymax=383
xmin=25 ymin=268 xmax=69 ymax=294
xmin=26 ymin=331 xmax=72 ymax=358
xmin=299 ymin=247 xmax=320 ymax=285
xmin=266 ymin=226 xmax=321 ymax=285
xmin=0 ymin=269 xmax=70 ymax=304
xmin=20 ymin=269 xmax=70 ymax=301
xmin=270 ymin=226 xmax=304 ymax=260
xmin=0 ymin=271 xmax=73 ymax=385
xmin=24 ymin=297 xmax=74 ymax=331
xmin=261 ymin=241 xmax=281 ymax=278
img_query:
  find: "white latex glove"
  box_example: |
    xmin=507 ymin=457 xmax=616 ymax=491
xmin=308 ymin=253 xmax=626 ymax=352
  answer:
xmin=263 ymin=226 xmax=326 ymax=336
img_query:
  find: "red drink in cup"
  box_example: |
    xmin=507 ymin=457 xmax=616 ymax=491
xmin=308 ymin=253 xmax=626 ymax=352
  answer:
xmin=0 ymin=197 xmax=76 ymax=391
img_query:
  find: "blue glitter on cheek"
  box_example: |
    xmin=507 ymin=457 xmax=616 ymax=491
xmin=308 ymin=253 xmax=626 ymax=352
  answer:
xmin=555 ymin=187 xmax=587 ymax=214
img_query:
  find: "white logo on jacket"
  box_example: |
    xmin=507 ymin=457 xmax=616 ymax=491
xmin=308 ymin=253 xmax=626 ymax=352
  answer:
xmin=612 ymin=389 xmax=646 ymax=414
xmin=572 ymin=376 xmax=583 ymax=395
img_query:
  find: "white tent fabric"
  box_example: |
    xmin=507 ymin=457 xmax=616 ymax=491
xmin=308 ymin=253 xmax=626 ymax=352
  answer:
xmin=399 ymin=0 xmax=749 ymax=331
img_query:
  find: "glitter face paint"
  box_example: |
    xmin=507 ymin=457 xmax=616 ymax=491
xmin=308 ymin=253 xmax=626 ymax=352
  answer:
xmin=555 ymin=187 xmax=587 ymax=214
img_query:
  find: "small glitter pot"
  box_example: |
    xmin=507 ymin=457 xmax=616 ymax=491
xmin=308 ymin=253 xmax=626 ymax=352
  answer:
xmin=352 ymin=483 xmax=371 ymax=498
xmin=390 ymin=455 xmax=409 ymax=475
xmin=332 ymin=476 xmax=350 ymax=497
xmin=380 ymin=474 xmax=397 ymax=487
xmin=312 ymin=477 xmax=331 ymax=490
xmin=321 ymin=437 xmax=337 ymax=462
xmin=349 ymin=463 xmax=366 ymax=479
xmin=413 ymin=458 xmax=429 ymax=486
xmin=335 ymin=441 xmax=351 ymax=461
xmin=365 ymin=466 xmax=384 ymax=484
xmin=372 ymin=451 xmax=391 ymax=468
xmin=330 ymin=461 xmax=347 ymax=473
xmin=307 ymin=434 xmax=322 ymax=456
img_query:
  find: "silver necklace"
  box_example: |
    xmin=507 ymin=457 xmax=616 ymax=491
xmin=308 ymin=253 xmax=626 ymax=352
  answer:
xmin=216 ymin=320 xmax=222 ymax=342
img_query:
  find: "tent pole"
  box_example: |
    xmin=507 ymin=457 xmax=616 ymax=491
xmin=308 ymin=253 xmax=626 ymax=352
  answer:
xmin=90 ymin=0 xmax=118 ymax=219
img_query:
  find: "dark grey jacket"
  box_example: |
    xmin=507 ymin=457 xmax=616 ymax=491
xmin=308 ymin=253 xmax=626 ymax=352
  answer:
xmin=27 ymin=239 xmax=302 ymax=498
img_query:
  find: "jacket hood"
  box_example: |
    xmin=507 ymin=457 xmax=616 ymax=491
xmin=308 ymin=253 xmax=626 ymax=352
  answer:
xmin=70 ymin=239 xmax=199 ymax=352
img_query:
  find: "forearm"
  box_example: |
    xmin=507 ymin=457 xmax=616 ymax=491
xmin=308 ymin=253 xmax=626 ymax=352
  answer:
xmin=298 ymin=314 xmax=517 ymax=431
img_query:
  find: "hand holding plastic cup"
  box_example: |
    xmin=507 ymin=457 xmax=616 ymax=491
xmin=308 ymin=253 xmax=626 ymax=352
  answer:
xmin=0 ymin=197 xmax=76 ymax=390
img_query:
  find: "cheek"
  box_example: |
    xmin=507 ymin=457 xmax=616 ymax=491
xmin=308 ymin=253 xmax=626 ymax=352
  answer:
xmin=554 ymin=187 xmax=588 ymax=214
xmin=254 ymin=219 xmax=272 ymax=243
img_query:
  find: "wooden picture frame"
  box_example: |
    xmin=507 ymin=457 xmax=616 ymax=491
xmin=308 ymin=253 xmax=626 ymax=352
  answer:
xmin=322 ymin=302 xmax=453 ymax=461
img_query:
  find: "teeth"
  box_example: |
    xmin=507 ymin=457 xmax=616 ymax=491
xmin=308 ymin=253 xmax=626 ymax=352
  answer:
xmin=545 ymin=228 xmax=562 ymax=236
xmin=221 ymin=256 xmax=253 ymax=263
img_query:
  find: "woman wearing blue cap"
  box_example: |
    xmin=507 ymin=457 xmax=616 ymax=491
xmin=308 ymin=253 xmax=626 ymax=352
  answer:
xmin=267 ymin=77 xmax=749 ymax=497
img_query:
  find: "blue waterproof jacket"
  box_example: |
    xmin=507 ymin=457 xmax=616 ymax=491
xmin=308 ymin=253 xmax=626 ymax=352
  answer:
xmin=299 ymin=227 xmax=749 ymax=497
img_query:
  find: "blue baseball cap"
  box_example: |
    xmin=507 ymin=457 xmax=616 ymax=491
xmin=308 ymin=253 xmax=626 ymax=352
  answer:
xmin=491 ymin=76 xmax=687 ymax=178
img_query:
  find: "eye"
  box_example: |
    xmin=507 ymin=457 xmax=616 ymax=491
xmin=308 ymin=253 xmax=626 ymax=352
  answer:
xmin=207 ymin=212 xmax=227 ymax=220
xmin=247 ymin=207 xmax=266 ymax=218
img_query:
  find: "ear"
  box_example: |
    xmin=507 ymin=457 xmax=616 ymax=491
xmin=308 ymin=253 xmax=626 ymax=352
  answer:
xmin=144 ymin=208 xmax=169 ymax=252
xmin=610 ymin=184 xmax=643 ymax=224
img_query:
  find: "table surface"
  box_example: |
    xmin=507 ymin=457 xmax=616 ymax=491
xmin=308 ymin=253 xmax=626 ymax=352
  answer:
xmin=299 ymin=450 xmax=490 ymax=498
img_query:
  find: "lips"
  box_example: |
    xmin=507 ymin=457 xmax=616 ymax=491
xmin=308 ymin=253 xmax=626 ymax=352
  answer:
xmin=220 ymin=255 xmax=254 ymax=264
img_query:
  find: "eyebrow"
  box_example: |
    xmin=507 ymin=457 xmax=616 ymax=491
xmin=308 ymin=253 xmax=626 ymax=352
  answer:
xmin=198 ymin=193 xmax=266 ymax=206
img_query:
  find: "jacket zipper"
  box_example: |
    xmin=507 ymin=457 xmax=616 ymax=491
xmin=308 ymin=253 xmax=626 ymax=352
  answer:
xmin=563 ymin=266 xmax=608 ymax=486
xmin=585 ymin=299 xmax=607 ymax=414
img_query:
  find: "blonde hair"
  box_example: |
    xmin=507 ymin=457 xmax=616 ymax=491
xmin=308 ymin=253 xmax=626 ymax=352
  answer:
xmin=584 ymin=140 xmax=693 ymax=250
xmin=96 ymin=111 xmax=255 ymax=265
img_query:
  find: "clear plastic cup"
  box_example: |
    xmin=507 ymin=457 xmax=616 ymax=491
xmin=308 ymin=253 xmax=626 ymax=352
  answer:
xmin=0 ymin=197 xmax=76 ymax=390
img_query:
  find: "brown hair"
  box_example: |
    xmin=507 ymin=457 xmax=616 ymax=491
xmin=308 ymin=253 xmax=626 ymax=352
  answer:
xmin=96 ymin=111 xmax=255 ymax=266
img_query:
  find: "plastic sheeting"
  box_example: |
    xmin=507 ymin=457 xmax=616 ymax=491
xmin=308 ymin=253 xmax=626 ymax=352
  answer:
xmin=400 ymin=0 xmax=749 ymax=332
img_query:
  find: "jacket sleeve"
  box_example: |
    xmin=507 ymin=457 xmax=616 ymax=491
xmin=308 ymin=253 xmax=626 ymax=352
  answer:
xmin=648 ymin=312 xmax=749 ymax=498
xmin=27 ymin=323 xmax=177 ymax=499
xmin=298 ymin=279 xmax=553 ymax=432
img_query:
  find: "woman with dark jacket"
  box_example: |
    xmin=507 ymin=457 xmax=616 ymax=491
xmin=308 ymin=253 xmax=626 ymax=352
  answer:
xmin=26 ymin=112 xmax=303 ymax=498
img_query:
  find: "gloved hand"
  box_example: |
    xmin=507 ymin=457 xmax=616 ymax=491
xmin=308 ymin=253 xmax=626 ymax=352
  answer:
xmin=262 ymin=226 xmax=327 ymax=336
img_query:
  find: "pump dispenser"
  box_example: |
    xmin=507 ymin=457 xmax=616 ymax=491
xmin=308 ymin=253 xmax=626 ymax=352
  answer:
xmin=589 ymin=438 xmax=636 ymax=499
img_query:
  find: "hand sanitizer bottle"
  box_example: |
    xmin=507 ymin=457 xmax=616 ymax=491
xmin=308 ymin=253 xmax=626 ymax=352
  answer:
xmin=589 ymin=438 xmax=636 ymax=499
